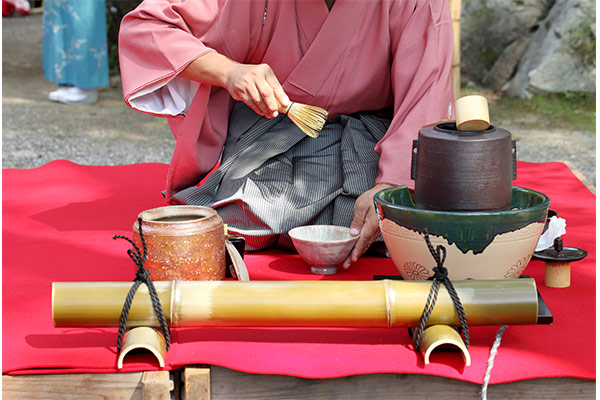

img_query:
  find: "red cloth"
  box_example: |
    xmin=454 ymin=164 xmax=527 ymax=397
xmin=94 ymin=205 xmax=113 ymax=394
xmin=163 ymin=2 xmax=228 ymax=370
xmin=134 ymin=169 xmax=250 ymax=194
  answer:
xmin=2 ymin=160 xmax=595 ymax=384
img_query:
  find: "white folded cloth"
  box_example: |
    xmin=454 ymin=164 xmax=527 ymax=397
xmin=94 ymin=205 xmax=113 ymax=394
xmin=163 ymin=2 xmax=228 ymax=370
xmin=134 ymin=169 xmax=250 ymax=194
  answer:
xmin=535 ymin=216 xmax=567 ymax=251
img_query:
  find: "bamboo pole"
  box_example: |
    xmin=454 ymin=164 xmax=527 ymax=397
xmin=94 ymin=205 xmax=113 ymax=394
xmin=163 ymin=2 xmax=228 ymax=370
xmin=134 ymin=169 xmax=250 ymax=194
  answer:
xmin=53 ymin=279 xmax=538 ymax=328
xmin=449 ymin=0 xmax=462 ymax=98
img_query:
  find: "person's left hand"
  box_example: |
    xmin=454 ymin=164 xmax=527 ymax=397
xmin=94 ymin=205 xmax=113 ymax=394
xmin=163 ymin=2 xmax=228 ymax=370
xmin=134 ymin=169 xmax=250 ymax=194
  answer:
xmin=342 ymin=183 xmax=394 ymax=269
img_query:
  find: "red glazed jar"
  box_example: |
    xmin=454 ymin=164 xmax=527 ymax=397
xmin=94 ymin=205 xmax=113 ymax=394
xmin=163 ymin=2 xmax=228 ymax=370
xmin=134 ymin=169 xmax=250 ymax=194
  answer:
xmin=133 ymin=206 xmax=226 ymax=281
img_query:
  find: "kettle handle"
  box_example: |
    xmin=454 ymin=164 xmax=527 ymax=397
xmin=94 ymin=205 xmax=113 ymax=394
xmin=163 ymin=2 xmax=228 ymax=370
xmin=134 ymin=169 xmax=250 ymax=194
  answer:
xmin=411 ymin=140 xmax=419 ymax=181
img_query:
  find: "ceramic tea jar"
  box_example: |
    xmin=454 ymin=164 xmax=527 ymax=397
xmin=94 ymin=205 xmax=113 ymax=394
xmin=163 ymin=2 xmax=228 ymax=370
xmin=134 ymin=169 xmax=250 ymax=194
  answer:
xmin=411 ymin=122 xmax=516 ymax=211
xmin=132 ymin=206 xmax=226 ymax=281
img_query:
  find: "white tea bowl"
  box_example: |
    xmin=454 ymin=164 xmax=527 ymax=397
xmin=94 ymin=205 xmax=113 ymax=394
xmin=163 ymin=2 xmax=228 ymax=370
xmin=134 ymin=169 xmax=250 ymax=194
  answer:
xmin=288 ymin=225 xmax=359 ymax=275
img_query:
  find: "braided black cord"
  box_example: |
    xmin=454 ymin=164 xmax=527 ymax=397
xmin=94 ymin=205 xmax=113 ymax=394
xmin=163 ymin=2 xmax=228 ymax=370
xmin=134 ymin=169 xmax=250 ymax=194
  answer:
xmin=412 ymin=278 xmax=442 ymax=350
xmin=113 ymin=218 xmax=171 ymax=352
xmin=412 ymin=229 xmax=470 ymax=351
xmin=423 ymin=233 xmax=470 ymax=347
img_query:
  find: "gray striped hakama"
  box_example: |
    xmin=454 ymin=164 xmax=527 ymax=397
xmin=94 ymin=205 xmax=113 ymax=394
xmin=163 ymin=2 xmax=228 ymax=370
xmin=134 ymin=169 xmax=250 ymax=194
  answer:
xmin=173 ymin=102 xmax=391 ymax=251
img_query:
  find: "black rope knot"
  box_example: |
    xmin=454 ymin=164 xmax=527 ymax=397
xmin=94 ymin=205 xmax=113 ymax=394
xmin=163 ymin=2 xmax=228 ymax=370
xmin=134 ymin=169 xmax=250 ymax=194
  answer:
xmin=135 ymin=268 xmax=150 ymax=282
xmin=113 ymin=217 xmax=171 ymax=353
xmin=430 ymin=265 xmax=448 ymax=281
xmin=412 ymin=229 xmax=470 ymax=352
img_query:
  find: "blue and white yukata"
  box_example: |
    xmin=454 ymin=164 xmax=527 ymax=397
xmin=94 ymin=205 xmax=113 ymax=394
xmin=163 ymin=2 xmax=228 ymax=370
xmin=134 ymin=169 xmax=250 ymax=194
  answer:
xmin=42 ymin=0 xmax=109 ymax=89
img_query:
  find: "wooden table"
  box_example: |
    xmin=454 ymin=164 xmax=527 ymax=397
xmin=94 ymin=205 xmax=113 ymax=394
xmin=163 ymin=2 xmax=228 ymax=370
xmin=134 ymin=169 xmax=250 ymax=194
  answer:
xmin=3 ymin=366 xmax=595 ymax=399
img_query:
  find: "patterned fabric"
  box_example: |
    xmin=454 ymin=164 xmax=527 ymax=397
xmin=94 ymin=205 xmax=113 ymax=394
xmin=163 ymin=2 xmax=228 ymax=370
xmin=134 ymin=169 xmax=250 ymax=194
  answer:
xmin=42 ymin=0 xmax=108 ymax=89
xmin=174 ymin=103 xmax=391 ymax=251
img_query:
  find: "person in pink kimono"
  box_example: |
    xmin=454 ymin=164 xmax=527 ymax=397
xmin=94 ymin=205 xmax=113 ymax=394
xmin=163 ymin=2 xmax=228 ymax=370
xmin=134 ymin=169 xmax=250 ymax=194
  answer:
xmin=119 ymin=0 xmax=454 ymax=269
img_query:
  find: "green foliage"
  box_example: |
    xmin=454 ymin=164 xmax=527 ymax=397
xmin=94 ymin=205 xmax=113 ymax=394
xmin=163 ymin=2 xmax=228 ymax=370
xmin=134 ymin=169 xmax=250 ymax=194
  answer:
xmin=479 ymin=49 xmax=498 ymax=70
xmin=568 ymin=21 xmax=596 ymax=67
xmin=467 ymin=4 xmax=500 ymax=71
xmin=498 ymin=92 xmax=595 ymax=131
xmin=105 ymin=1 xmax=141 ymax=76
xmin=462 ymin=86 xmax=596 ymax=132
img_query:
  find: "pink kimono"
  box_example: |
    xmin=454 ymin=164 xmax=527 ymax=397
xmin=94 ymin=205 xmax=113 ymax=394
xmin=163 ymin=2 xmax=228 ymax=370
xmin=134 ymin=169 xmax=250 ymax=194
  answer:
xmin=119 ymin=0 xmax=454 ymax=203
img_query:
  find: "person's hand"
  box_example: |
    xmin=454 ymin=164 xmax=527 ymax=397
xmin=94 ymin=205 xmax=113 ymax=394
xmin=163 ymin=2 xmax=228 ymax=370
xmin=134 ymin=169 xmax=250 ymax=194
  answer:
xmin=181 ymin=52 xmax=291 ymax=118
xmin=224 ymin=62 xmax=290 ymax=118
xmin=342 ymin=183 xmax=394 ymax=269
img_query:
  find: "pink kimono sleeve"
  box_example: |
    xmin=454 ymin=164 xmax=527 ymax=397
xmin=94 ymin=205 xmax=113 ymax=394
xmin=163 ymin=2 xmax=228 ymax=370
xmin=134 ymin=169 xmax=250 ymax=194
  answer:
xmin=374 ymin=0 xmax=454 ymax=187
xmin=118 ymin=1 xmax=272 ymax=201
xmin=118 ymin=0 xmax=218 ymax=115
xmin=118 ymin=0 xmax=233 ymax=200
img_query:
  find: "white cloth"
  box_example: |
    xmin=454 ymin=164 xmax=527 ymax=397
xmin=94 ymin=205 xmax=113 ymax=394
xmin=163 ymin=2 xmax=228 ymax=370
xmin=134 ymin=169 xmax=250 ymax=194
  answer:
xmin=535 ymin=216 xmax=567 ymax=251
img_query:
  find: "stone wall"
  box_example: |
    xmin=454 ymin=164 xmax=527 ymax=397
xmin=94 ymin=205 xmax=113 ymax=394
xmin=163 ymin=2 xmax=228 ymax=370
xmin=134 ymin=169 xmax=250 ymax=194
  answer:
xmin=461 ymin=0 xmax=596 ymax=97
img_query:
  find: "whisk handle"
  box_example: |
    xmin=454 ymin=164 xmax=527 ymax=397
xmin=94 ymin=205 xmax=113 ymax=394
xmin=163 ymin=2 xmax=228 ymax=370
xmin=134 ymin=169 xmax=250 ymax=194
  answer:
xmin=278 ymin=102 xmax=293 ymax=115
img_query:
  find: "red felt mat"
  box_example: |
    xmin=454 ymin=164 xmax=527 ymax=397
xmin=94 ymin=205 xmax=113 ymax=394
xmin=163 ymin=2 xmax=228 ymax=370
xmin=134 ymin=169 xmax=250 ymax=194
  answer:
xmin=2 ymin=160 xmax=595 ymax=384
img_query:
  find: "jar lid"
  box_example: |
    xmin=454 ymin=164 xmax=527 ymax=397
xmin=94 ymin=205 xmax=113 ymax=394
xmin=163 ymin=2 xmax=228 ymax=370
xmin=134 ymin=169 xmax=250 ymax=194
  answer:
xmin=533 ymin=238 xmax=588 ymax=263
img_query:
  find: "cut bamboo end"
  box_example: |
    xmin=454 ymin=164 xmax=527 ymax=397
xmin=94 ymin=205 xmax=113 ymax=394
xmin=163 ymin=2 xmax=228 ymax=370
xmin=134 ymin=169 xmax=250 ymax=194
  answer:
xmin=545 ymin=262 xmax=571 ymax=288
xmin=280 ymin=102 xmax=328 ymax=138
xmin=117 ymin=327 xmax=166 ymax=369
xmin=455 ymin=95 xmax=490 ymax=132
xmin=420 ymin=324 xmax=471 ymax=366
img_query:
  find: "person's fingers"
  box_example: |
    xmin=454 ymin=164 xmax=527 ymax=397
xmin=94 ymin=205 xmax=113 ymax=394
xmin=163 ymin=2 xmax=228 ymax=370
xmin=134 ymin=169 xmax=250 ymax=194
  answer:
xmin=226 ymin=64 xmax=267 ymax=116
xmin=342 ymin=183 xmax=392 ymax=269
xmin=255 ymin=78 xmax=279 ymax=118
xmin=266 ymin=73 xmax=291 ymax=110
xmin=240 ymin=94 xmax=263 ymax=117
xmin=246 ymin=83 xmax=272 ymax=117
xmin=348 ymin=200 xmax=368 ymax=236
xmin=342 ymin=253 xmax=352 ymax=269
xmin=342 ymin=197 xmax=369 ymax=269
xmin=344 ymin=213 xmax=379 ymax=269
xmin=273 ymin=85 xmax=291 ymax=109
xmin=225 ymin=63 xmax=288 ymax=118
xmin=248 ymin=64 xmax=281 ymax=117
xmin=228 ymin=81 xmax=262 ymax=116
xmin=352 ymin=209 xmax=380 ymax=259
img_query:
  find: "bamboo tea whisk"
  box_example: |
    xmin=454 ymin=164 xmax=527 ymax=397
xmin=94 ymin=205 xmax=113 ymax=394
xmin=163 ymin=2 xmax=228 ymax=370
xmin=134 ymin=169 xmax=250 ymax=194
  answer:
xmin=278 ymin=102 xmax=328 ymax=138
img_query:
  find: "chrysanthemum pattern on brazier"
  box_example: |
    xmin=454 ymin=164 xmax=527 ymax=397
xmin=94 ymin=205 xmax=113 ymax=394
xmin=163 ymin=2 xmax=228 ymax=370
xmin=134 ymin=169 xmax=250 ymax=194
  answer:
xmin=381 ymin=220 xmax=544 ymax=280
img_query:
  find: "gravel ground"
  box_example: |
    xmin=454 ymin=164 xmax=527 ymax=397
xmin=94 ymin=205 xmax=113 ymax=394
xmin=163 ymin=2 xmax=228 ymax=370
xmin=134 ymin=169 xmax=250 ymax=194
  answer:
xmin=2 ymin=12 xmax=174 ymax=168
xmin=2 ymin=12 xmax=596 ymax=192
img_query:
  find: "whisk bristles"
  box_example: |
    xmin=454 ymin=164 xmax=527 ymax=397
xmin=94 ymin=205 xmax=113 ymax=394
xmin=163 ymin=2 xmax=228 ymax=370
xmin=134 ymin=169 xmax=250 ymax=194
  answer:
xmin=283 ymin=102 xmax=328 ymax=138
